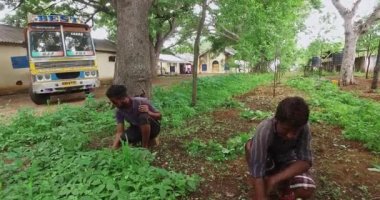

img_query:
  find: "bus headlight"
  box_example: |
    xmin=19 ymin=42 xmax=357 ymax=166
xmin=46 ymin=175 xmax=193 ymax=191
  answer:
xmin=36 ymin=75 xmax=44 ymax=81
xmin=35 ymin=74 xmax=52 ymax=82
xmin=44 ymin=74 xmax=51 ymax=81
xmin=84 ymin=71 xmax=97 ymax=78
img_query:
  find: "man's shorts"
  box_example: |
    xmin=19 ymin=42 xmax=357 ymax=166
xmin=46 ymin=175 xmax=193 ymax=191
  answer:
xmin=120 ymin=113 xmax=160 ymax=144
xmin=245 ymin=139 xmax=316 ymax=191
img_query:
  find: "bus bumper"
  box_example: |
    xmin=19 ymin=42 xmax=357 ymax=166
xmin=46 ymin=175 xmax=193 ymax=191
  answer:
xmin=32 ymin=78 xmax=100 ymax=94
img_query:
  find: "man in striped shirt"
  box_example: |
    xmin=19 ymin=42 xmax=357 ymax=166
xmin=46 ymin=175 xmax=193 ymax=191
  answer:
xmin=245 ymin=96 xmax=315 ymax=200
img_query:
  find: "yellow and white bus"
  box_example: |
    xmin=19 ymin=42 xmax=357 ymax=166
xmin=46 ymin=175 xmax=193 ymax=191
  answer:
xmin=26 ymin=14 xmax=99 ymax=104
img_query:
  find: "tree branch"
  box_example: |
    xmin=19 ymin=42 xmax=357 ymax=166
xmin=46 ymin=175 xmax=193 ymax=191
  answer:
xmin=331 ymin=0 xmax=350 ymax=17
xmin=11 ymin=0 xmax=24 ymax=11
xmin=162 ymin=18 xmax=178 ymax=42
xmin=218 ymin=24 xmax=240 ymax=41
xmin=351 ymin=0 xmax=362 ymax=13
xmin=356 ymin=4 xmax=380 ymax=34
xmin=84 ymin=9 xmax=100 ymax=27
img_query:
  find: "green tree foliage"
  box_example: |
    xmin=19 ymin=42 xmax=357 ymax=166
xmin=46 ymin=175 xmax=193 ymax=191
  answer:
xmin=357 ymin=25 xmax=380 ymax=57
xmin=208 ymin=0 xmax=320 ymax=70
xmin=306 ymin=40 xmax=342 ymax=58
xmin=2 ymin=0 xmax=112 ymax=27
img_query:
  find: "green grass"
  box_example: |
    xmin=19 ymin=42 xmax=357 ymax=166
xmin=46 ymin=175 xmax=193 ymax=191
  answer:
xmin=153 ymin=74 xmax=272 ymax=128
xmin=287 ymin=77 xmax=380 ymax=152
xmin=0 ymin=74 xmax=272 ymax=199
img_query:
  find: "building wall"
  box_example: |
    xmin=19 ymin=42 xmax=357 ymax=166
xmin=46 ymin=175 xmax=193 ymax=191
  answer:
xmin=355 ymin=56 xmax=377 ymax=72
xmin=0 ymin=45 xmax=30 ymax=92
xmin=96 ymin=51 xmax=116 ymax=80
xmin=198 ymin=52 xmax=226 ymax=73
xmin=157 ymin=61 xmax=180 ymax=75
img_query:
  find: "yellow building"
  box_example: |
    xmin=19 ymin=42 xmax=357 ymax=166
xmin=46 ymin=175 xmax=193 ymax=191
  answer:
xmin=198 ymin=48 xmax=236 ymax=73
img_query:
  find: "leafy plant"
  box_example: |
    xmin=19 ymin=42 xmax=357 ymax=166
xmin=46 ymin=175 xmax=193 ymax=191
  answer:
xmin=240 ymin=109 xmax=272 ymax=120
xmin=0 ymin=98 xmax=200 ymax=199
xmin=287 ymin=77 xmax=380 ymax=152
xmin=186 ymin=132 xmax=252 ymax=162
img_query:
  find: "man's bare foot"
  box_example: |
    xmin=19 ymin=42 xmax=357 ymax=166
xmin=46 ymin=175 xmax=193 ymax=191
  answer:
xmin=149 ymin=137 xmax=160 ymax=147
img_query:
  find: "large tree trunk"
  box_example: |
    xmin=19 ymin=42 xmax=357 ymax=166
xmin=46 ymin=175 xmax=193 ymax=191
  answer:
xmin=340 ymin=21 xmax=358 ymax=85
xmin=192 ymin=0 xmax=207 ymax=106
xmin=332 ymin=0 xmax=380 ymax=86
xmin=113 ymin=0 xmax=153 ymax=98
xmin=150 ymin=45 xmax=159 ymax=77
xmin=371 ymin=40 xmax=380 ymax=90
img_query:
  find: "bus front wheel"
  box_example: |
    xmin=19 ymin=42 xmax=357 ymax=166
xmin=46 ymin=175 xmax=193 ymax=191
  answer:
xmin=29 ymin=88 xmax=50 ymax=105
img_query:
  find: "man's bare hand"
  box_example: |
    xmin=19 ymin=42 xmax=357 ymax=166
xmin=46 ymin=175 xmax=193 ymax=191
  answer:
xmin=265 ymin=176 xmax=278 ymax=195
xmin=138 ymin=105 xmax=149 ymax=113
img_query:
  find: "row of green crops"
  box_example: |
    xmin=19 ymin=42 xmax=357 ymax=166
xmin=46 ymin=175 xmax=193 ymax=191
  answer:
xmin=287 ymin=77 xmax=380 ymax=152
xmin=153 ymin=73 xmax=272 ymax=128
xmin=0 ymin=98 xmax=200 ymax=199
xmin=1 ymin=74 xmax=272 ymax=199
xmin=186 ymin=132 xmax=251 ymax=162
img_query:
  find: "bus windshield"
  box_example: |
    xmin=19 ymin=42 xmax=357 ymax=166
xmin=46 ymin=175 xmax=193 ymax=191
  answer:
xmin=30 ymin=31 xmax=64 ymax=57
xmin=64 ymin=32 xmax=94 ymax=56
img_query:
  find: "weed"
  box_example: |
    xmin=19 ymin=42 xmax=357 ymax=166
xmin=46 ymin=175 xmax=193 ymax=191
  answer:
xmin=240 ymin=109 xmax=272 ymax=121
xmin=186 ymin=132 xmax=252 ymax=162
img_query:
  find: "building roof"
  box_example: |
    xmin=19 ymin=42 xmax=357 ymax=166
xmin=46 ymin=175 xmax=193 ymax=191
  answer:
xmin=175 ymin=53 xmax=194 ymax=63
xmin=93 ymin=39 xmax=116 ymax=53
xmin=199 ymin=47 xmax=236 ymax=57
xmin=225 ymin=47 xmax=236 ymax=55
xmin=0 ymin=24 xmax=25 ymax=45
xmin=159 ymin=54 xmax=189 ymax=63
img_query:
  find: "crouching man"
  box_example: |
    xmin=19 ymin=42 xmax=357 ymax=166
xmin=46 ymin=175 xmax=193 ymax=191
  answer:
xmin=106 ymin=85 xmax=161 ymax=149
xmin=245 ymin=96 xmax=315 ymax=200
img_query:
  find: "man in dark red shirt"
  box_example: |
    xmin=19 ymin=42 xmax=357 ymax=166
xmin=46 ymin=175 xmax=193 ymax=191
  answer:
xmin=106 ymin=85 xmax=162 ymax=149
xmin=245 ymin=96 xmax=315 ymax=200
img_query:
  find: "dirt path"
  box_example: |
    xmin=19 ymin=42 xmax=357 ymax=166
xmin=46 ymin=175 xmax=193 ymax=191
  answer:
xmin=153 ymin=83 xmax=380 ymax=199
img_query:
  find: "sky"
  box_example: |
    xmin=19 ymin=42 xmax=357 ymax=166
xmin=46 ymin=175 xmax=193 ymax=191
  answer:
xmin=297 ymin=0 xmax=378 ymax=48
xmin=0 ymin=0 xmax=378 ymax=47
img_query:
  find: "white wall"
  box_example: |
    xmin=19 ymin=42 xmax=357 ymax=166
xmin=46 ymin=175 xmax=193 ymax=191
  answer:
xmin=157 ymin=61 xmax=180 ymax=75
xmin=0 ymin=45 xmax=30 ymax=91
xmin=356 ymin=56 xmax=376 ymax=72
xmin=96 ymin=52 xmax=116 ymax=80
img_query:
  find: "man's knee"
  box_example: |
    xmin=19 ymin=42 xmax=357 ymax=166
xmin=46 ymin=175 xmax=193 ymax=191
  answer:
xmin=138 ymin=113 xmax=150 ymax=125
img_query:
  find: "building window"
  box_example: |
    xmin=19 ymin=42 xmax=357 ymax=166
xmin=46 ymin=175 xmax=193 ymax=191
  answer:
xmin=109 ymin=56 xmax=116 ymax=62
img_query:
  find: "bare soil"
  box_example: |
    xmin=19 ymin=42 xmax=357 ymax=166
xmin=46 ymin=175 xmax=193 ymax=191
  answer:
xmin=153 ymin=84 xmax=380 ymax=199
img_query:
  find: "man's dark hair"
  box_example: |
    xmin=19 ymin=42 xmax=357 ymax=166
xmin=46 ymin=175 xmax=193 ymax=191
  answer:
xmin=106 ymin=85 xmax=127 ymax=99
xmin=275 ymin=96 xmax=309 ymax=128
